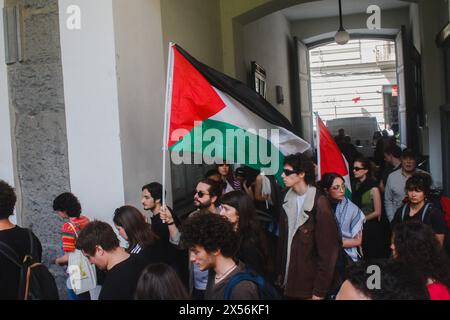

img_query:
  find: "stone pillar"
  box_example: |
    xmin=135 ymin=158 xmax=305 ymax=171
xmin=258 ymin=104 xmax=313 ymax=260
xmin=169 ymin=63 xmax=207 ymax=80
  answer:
xmin=5 ymin=0 xmax=70 ymax=298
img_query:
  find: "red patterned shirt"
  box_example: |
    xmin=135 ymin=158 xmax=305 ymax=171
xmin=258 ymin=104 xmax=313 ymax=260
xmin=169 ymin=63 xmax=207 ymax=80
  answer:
xmin=61 ymin=215 xmax=90 ymax=252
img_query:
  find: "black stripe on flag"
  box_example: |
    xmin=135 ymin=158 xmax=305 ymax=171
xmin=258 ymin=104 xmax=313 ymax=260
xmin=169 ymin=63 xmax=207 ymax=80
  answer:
xmin=174 ymin=44 xmax=302 ymax=138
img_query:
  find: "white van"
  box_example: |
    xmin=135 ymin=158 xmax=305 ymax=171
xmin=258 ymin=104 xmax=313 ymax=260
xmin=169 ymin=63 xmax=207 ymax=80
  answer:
xmin=326 ymin=117 xmax=380 ymax=157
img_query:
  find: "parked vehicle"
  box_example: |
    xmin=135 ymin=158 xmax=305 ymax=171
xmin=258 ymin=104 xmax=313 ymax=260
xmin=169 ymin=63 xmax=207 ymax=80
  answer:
xmin=326 ymin=117 xmax=380 ymax=158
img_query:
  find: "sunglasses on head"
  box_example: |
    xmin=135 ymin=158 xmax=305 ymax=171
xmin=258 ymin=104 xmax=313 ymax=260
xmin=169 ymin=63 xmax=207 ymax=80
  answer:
xmin=194 ymin=191 xmax=209 ymax=198
xmin=283 ymin=169 xmax=299 ymax=176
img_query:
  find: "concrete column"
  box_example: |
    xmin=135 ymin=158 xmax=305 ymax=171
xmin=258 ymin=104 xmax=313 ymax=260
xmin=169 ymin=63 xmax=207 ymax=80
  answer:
xmin=5 ymin=0 xmax=70 ymax=298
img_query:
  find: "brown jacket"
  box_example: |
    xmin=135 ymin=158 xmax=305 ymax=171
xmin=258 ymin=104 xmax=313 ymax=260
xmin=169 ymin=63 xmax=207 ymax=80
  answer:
xmin=276 ymin=186 xmax=341 ymax=299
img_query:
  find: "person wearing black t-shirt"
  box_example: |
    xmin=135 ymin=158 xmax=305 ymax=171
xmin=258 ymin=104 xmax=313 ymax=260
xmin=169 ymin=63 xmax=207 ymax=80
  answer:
xmin=76 ymin=220 xmax=145 ymax=300
xmin=0 ymin=180 xmax=43 ymax=300
xmin=141 ymin=182 xmax=187 ymax=286
xmin=391 ymin=173 xmax=447 ymax=246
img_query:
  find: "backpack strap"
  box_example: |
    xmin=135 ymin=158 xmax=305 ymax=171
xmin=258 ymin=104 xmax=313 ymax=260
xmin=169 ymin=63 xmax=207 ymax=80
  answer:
xmin=67 ymin=222 xmax=79 ymax=238
xmin=26 ymin=229 xmax=37 ymax=261
xmin=402 ymin=203 xmax=432 ymax=222
xmin=0 ymin=240 xmax=22 ymax=268
xmin=401 ymin=204 xmax=408 ymax=221
xmin=223 ymin=272 xmax=263 ymax=300
xmin=422 ymin=203 xmax=432 ymax=223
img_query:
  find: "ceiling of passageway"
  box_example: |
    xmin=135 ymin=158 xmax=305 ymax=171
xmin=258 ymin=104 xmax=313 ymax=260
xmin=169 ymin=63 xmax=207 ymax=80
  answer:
xmin=280 ymin=0 xmax=409 ymax=21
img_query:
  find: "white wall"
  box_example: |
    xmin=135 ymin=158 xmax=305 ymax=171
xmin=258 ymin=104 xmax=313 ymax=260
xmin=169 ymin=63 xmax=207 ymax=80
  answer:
xmin=161 ymin=0 xmax=223 ymax=71
xmin=0 ymin=0 xmax=16 ymax=224
xmin=59 ymin=0 xmax=125 ymax=225
xmin=112 ymin=0 xmax=171 ymax=209
xmin=410 ymin=3 xmax=421 ymax=53
xmin=242 ymin=11 xmax=293 ymax=120
xmin=0 ymin=0 xmax=14 ymax=186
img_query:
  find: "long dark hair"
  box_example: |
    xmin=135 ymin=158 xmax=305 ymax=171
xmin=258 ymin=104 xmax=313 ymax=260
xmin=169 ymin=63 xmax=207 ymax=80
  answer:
xmin=220 ymin=191 xmax=257 ymax=234
xmin=216 ymin=163 xmax=238 ymax=190
xmin=113 ymin=205 xmax=158 ymax=253
xmin=393 ymin=221 xmax=450 ymax=291
xmin=354 ymin=157 xmax=374 ymax=179
xmin=219 ymin=191 xmax=272 ymax=277
xmin=134 ymin=263 xmax=190 ymax=300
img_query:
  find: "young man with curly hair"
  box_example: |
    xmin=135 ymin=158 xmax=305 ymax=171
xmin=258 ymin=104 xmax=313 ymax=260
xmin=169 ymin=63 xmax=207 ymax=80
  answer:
xmin=181 ymin=213 xmax=259 ymax=300
xmin=159 ymin=178 xmax=223 ymax=300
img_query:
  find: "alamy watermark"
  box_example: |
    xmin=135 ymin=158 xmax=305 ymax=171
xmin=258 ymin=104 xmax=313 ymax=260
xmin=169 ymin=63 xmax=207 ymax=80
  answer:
xmin=367 ymin=5 xmax=381 ymax=30
xmin=64 ymin=4 xmax=382 ymax=32
xmin=66 ymin=5 xmax=81 ymax=30
xmin=366 ymin=265 xmax=381 ymax=290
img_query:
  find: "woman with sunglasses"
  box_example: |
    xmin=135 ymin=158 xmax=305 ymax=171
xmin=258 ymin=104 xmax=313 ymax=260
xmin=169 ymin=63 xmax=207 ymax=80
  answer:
xmin=351 ymin=157 xmax=385 ymax=260
xmin=219 ymin=191 xmax=273 ymax=281
xmin=318 ymin=173 xmax=365 ymax=267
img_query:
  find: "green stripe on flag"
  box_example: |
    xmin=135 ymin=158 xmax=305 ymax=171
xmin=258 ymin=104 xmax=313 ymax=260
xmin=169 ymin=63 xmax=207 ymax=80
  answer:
xmin=169 ymin=119 xmax=285 ymax=185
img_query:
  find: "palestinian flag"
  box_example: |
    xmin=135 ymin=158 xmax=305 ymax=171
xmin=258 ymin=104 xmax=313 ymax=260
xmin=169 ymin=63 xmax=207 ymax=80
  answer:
xmin=165 ymin=44 xmax=310 ymax=183
xmin=316 ymin=115 xmax=352 ymax=198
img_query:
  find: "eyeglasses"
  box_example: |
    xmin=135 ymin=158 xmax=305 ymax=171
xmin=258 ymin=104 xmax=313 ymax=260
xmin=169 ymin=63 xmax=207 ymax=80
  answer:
xmin=353 ymin=167 xmax=366 ymax=172
xmin=283 ymin=169 xmax=298 ymax=176
xmin=194 ymin=191 xmax=209 ymax=198
xmin=331 ymin=184 xmax=346 ymax=191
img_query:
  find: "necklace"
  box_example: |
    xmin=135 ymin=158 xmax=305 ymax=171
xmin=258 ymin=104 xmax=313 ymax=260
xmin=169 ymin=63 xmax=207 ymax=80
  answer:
xmin=215 ymin=264 xmax=237 ymax=281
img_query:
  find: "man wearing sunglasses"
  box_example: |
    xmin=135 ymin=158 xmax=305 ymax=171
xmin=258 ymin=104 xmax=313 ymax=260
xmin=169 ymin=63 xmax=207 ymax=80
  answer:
xmin=276 ymin=153 xmax=341 ymax=300
xmin=159 ymin=178 xmax=222 ymax=300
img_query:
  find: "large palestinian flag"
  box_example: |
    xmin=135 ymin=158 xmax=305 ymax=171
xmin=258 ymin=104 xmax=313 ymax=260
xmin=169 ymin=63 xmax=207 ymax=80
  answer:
xmin=166 ymin=44 xmax=310 ymax=182
xmin=317 ymin=115 xmax=352 ymax=197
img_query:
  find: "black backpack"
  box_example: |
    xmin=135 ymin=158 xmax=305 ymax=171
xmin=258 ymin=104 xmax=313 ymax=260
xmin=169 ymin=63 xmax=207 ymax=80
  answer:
xmin=223 ymin=268 xmax=281 ymax=300
xmin=0 ymin=230 xmax=59 ymax=300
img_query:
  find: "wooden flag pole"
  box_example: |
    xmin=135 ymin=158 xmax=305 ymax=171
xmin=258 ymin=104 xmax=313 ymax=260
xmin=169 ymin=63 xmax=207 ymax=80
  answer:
xmin=162 ymin=42 xmax=175 ymax=208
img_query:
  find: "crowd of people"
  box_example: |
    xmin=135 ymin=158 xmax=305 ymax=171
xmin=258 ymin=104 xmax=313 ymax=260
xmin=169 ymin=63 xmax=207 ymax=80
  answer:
xmin=1 ymin=137 xmax=450 ymax=300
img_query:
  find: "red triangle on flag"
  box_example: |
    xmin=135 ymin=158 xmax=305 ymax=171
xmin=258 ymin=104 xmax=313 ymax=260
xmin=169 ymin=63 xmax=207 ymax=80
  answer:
xmin=318 ymin=117 xmax=348 ymax=178
xmin=168 ymin=47 xmax=226 ymax=148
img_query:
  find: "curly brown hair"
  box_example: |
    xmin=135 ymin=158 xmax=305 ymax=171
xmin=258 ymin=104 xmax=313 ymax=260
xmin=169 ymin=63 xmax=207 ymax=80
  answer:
xmin=0 ymin=180 xmax=16 ymax=219
xmin=393 ymin=220 xmax=450 ymax=291
xmin=180 ymin=213 xmax=238 ymax=258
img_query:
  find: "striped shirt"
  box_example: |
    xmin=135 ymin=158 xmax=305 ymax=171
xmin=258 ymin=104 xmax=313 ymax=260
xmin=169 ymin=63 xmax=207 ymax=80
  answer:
xmin=130 ymin=244 xmax=142 ymax=254
xmin=61 ymin=215 xmax=90 ymax=252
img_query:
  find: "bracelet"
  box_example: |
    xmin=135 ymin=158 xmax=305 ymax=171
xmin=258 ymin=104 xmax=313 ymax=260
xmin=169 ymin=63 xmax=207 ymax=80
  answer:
xmin=167 ymin=221 xmax=175 ymax=226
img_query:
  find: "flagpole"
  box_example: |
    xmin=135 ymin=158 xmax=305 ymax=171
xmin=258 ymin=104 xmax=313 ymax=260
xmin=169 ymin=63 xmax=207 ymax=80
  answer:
xmin=162 ymin=42 xmax=175 ymax=208
xmin=315 ymin=112 xmax=321 ymax=180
